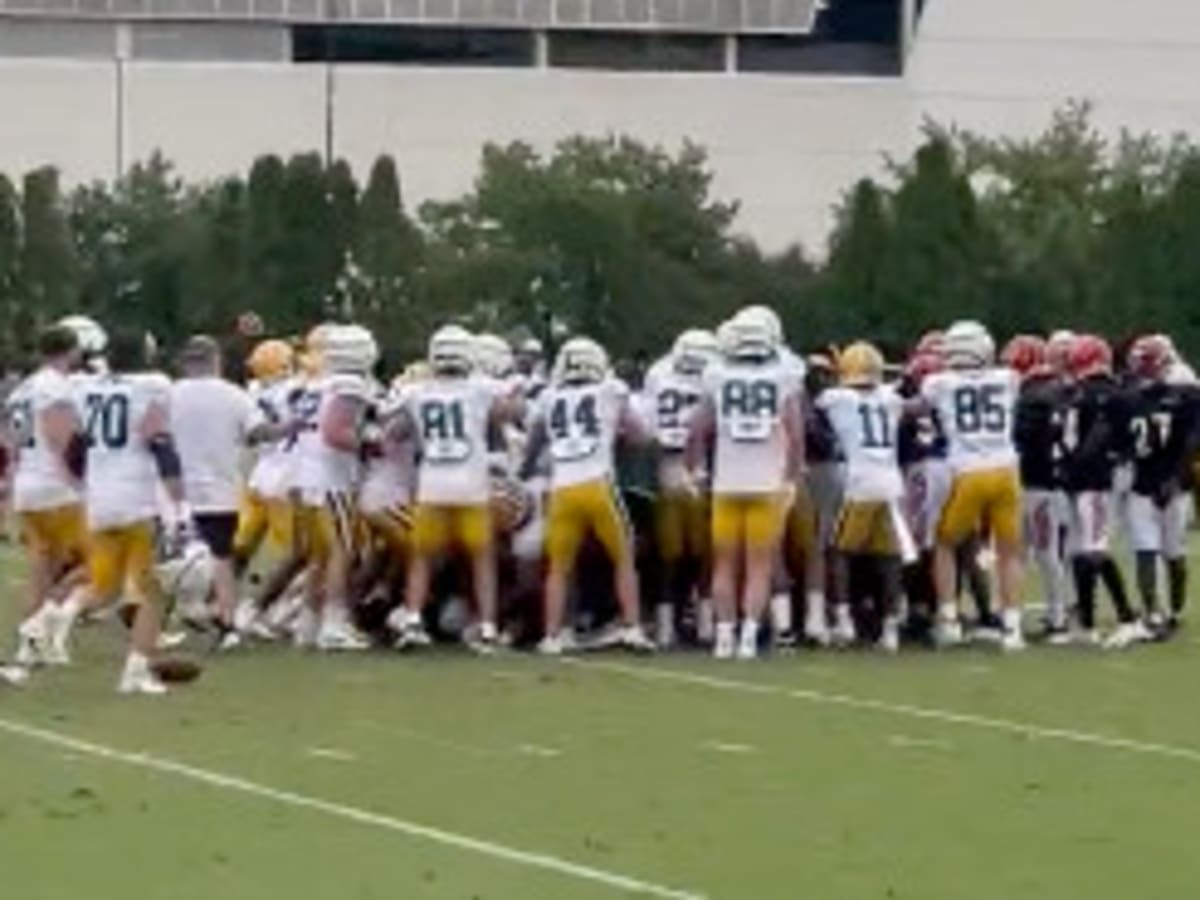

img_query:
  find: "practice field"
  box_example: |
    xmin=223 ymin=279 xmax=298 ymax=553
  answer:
xmin=2 ymin=555 xmax=1200 ymax=899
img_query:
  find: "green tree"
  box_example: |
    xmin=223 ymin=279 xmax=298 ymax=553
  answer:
xmin=0 ymin=174 xmax=20 ymax=360
xmin=20 ymin=166 xmax=78 ymax=331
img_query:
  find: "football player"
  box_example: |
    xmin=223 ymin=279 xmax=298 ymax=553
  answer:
xmin=817 ymin=342 xmax=913 ymax=652
xmin=1007 ymin=334 xmax=1071 ymax=636
xmin=919 ymin=321 xmax=1025 ymax=651
xmin=1058 ymin=334 xmax=1143 ymax=647
xmin=59 ymin=328 xmax=192 ymax=694
xmin=524 ymin=337 xmax=655 ymax=654
xmin=1124 ymin=334 xmax=1200 ymax=635
xmin=391 ymin=325 xmax=515 ymax=652
xmin=6 ymin=324 xmax=89 ymax=669
xmin=642 ymin=329 xmax=718 ymax=648
xmin=232 ymin=338 xmax=304 ymax=637
xmin=689 ymin=308 xmax=804 ymax=660
xmin=292 ymin=324 xmax=377 ymax=651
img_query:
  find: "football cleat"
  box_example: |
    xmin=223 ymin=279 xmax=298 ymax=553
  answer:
xmin=536 ymin=634 xmax=565 ymax=656
xmin=292 ymin=607 xmax=320 ymax=650
xmin=878 ymin=621 xmax=900 ymax=654
xmin=1001 ymin=629 xmax=1027 ymax=653
xmin=15 ymin=617 xmax=49 ymax=668
xmin=935 ymin=618 xmax=964 ymax=648
xmin=713 ymin=626 xmax=735 ymax=660
xmin=394 ymin=622 xmax=433 ymax=651
xmin=831 ymin=605 xmax=857 ymax=647
xmin=1102 ymin=620 xmax=1152 ymax=650
xmin=1 ymin=664 xmax=29 ymax=687
xmin=619 ymin=625 xmax=656 ymax=654
xmin=118 ymin=671 xmax=168 ymax=696
xmin=736 ymin=626 xmax=758 ymax=660
xmin=317 ymin=622 xmax=370 ymax=652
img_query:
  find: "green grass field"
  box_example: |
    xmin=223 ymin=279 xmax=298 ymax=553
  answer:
xmin=3 ymin=548 xmax=1200 ymax=900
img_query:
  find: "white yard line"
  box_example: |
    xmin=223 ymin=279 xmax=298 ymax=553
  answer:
xmin=701 ymin=741 xmax=756 ymax=754
xmin=0 ymin=717 xmax=704 ymax=900
xmin=564 ymin=659 xmax=1200 ymax=765
xmin=305 ymin=746 xmax=358 ymax=762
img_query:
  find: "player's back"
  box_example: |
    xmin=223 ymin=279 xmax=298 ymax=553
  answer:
xmin=922 ymin=366 xmax=1018 ymax=473
xmin=706 ymin=355 xmax=799 ymax=496
xmin=1061 ymin=374 xmax=1127 ymax=492
xmin=539 ymin=377 xmax=628 ymax=490
xmin=405 ymin=372 xmax=497 ymax=504
xmin=818 ymin=384 xmax=903 ymax=501
xmin=1014 ymin=373 xmax=1064 ymax=490
xmin=7 ymin=367 xmax=80 ymax=511
xmin=643 ymin=357 xmax=703 ymax=453
xmin=1127 ymin=380 xmax=1200 ymax=494
xmin=82 ymin=372 xmax=171 ymax=529
xmin=170 ymin=375 xmax=252 ymax=511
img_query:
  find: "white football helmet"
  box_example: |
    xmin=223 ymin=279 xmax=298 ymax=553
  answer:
xmin=734 ymin=305 xmax=783 ymax=347
xmin=428 ymin=324 xmax=475 ymax=375
xmin=321 ymin=323 xmax=379 ymax=375
xmin=474 ymin=333 xmax=515 ymax=379
xmin=58 ymin=314 xmax=108 ymax=359
xmin=553 ymin=337 xmax=609 ymax=385
xmin=943 ymin=320 xmax=995 ymax=369
xmin=721 ymin=309 xmax=777 ymax=362
xmin=672 ymin=329 xmax=720 ymax=376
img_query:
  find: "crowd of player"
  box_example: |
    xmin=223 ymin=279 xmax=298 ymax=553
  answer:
xmin=2 ymin=307 xmax=1197 ymax=694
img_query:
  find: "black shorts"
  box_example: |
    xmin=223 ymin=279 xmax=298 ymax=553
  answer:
xmin=193 ymin=511 xmax=239 ymax=560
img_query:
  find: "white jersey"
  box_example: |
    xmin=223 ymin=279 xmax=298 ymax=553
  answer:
xmin=359 ymin=388 xmax=418 ymax=514
xmin=816 ymin=385 xmax=904 ymax=502
xmin=403 ymin=373 xmax=501 ymax=506
xmin=295 ymin=373 xmax=370 ymax=502
xmin=534 ymin=377 xmax=632 ymax=491
xmin=642 ymin=357 xmax=705 ymax=491
xmin=921 ymin=367 xmax=1019 ymax=473
xmin=704 ymin=355 xmax=801 ymax=496
xmin=6 ymin=366 xmax=80 ymax=512
xmin=170 ymin=376 xmax=255 ymax=513
xmin=81 ymin=372 xmax=172 ymax=530
xmin=247 ymin=376 xmax=299 ymax=500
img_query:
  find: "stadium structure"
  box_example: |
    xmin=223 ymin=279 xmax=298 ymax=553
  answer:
xmin=1 ymin=0 xmax=1199 ymax=254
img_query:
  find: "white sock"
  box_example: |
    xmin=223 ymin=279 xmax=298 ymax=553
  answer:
xmin=938 ymin=602 xmax=958 ymax=623
xmin=480 ymin=620 xmax=497 ymax=641
xmin=805 ymin=591 xmax=826 ymax=628
xmin=769 ymin=594 xmax=793 ymax=633
xmin=655 ymin=604 xmax=675 ymax=644
xmin=715 ymin=620 xmax=735 ymax=646
xmin=697 ymin=600 xmax=715 ymax=642
xmin=123 ymin=650 xmax=149 ymax=677
xmin=19 ymin=604 xmax=51 ymax=634
xmin=835 ymin=603 xmax=853 ymax=628
xmin=1002 ymin=607 xmax=1022 ymax=633
xmin=739 ymin=618 xmax=759 ymax=647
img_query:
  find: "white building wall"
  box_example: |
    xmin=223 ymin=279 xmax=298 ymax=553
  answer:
xmin=909 ymin=0 xmax=1200 ymax=141
xmin=0 ymin=58 xmax=910 ymax=255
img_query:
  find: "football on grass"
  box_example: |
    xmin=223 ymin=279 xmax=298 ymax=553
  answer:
xmin=150 ymin=657 xmax=204 ymax=684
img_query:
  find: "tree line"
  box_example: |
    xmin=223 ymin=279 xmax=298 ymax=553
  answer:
xmin=0 ymin=103 xmax=1195 ymax=376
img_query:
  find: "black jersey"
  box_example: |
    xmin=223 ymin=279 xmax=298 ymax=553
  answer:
xmin=1126 ymin=380 xmax=1200 ymax=496
xmin=1059 ymin=374 xmax=1131 ymax=493
xmin=898 ymin=409 xmax=947 ymax=468
xmin=1014 ymin=373 xmax=1064 ymax=490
